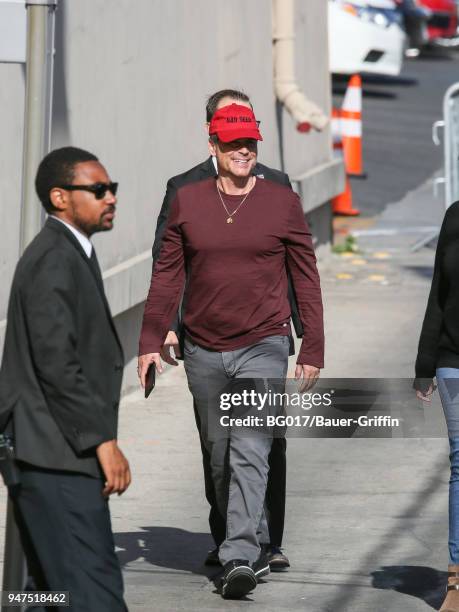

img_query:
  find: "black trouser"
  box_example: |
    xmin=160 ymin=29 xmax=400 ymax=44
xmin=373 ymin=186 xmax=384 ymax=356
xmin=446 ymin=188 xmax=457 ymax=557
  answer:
xmin=193 ymin=401 xmax=286 ymax=548
xmin=10 ymin=464 xmax=127 ymax=612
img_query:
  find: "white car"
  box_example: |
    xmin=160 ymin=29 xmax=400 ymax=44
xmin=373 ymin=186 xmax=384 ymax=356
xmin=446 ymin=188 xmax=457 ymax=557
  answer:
xmin=329 ymin=0 xmax=406 ymax=75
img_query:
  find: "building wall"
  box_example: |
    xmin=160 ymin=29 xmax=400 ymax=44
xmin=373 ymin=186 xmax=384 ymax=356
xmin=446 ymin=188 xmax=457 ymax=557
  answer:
xmin=0 ymin=0 xmax=343 ymax=390
xmin=282 ymin=0 xmax=333 ymax=176
xmin=0 ymin=63 xmax=24 ymax=342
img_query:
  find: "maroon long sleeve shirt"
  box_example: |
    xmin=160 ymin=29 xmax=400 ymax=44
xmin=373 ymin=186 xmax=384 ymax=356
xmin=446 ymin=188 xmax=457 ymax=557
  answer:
xmin=139 ymin=177 xmax=324 ymax=367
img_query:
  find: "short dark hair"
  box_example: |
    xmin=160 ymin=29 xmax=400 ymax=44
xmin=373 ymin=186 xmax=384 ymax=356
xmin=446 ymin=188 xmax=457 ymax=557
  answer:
xmin=206 ymin=89 xmax=251 ymax=122
xmin=35 ymin=146 xmax=98 ymax=213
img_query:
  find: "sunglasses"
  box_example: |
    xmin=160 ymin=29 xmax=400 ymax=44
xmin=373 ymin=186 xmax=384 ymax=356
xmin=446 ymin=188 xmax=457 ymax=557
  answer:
xmin=58 ymin=182 xmax=118 ymax=200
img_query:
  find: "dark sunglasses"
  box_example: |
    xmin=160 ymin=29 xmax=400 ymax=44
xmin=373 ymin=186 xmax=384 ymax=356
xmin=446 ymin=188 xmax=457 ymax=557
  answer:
xmin=58 ymin=182 xmax=118 ymax=199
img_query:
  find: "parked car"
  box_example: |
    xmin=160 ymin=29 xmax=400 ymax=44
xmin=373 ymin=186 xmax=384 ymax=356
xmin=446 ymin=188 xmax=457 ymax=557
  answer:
xmin=328 ymin=0 xmax=406 ymax=75
xmin=393 ymin=0 xmax=429 ymax=51
xmin=416 ymin=0 xmax=458 ymax=42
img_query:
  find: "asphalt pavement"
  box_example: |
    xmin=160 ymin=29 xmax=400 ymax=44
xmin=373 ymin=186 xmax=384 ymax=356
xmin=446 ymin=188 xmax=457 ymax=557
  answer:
xmin=333 ymin=47 xmax=459 ymax=216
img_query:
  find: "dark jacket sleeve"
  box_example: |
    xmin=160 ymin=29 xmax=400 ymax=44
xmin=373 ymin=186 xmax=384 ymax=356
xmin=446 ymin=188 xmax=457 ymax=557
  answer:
xmin=272 ymin=169 xmax=291 ymax=189
xmin=152 ymin=177 xmax=181 ymax=333
xmin=23 ymin=252 xmax=114 ymax=454
xmin=283 ymin=173 xmax=292 ymax=189
xmin=414 ymin=206 xmax=455 ymax=390
xmin=283 ymin=166 xmax=302 ymax=338
xmin=152 ymin=177 xmax=178 ymax=263
xmin=414 ymin=254 xmax=443 ymax=383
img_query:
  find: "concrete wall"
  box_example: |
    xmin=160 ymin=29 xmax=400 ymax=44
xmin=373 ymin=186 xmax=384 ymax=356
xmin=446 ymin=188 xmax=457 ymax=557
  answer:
xmin=0 ymin=0 xmax=343 ymax=390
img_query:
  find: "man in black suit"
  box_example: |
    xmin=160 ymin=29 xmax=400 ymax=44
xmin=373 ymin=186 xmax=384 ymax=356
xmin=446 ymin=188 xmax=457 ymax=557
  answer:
xmin=150 ymin=89 xmax=302 ymax=570
xmin=0 ymin=147 xmax=131 ymax=611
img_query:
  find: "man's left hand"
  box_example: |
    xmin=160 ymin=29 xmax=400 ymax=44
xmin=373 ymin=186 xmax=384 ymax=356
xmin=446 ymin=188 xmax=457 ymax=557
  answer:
xmin=295 ymin=364 xmax=320 ymax=392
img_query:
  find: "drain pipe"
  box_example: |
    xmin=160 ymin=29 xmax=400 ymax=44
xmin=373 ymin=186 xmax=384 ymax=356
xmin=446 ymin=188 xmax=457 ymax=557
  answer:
xmin=20 ymin=0 xmax=57 ymax=250
xmin=272 ymin=0 xmax=328 ymax=132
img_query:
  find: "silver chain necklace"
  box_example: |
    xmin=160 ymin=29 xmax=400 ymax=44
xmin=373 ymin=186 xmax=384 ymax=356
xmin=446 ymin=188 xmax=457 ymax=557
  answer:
xmin=216 ymin=176 xmax=255 ymax=224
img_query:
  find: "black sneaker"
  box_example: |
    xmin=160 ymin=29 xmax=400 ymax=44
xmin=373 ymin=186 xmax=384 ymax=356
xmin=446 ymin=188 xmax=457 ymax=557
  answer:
xmin=266 ymin=545 xmax=290 ymax=571
xmin=221 ymin=560 xmax=257 ymax=599
xmin=252 ymin=550 xmax=270 ymax=580
xmin=204 ymin=547 xmax=221 ymax=566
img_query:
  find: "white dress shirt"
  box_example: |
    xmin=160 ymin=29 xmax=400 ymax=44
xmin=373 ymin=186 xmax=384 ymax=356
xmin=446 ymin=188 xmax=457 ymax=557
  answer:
xmin=50 ymin=216 xmax=93 ymax=258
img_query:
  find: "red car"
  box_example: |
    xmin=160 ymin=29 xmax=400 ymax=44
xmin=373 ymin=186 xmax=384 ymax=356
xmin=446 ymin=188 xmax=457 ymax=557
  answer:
xmin=416 ymin=0 xmax=458 ymax=41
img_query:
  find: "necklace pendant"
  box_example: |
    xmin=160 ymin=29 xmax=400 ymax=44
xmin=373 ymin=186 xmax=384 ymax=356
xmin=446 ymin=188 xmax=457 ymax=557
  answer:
xmin=227 ymin=217 xmax=233 ymax=224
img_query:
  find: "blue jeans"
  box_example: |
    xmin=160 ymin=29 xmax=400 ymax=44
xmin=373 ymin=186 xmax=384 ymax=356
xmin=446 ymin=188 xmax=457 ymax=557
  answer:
xmin=436 ymin=367 xmax=459 ymax=563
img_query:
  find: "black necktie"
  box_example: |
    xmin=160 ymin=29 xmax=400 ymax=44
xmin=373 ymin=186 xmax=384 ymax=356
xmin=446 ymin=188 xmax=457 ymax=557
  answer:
xmin=88 ymin=247 xmax=120 ymax=347
xmin=89 ymin=248 xmax=104 ymax=288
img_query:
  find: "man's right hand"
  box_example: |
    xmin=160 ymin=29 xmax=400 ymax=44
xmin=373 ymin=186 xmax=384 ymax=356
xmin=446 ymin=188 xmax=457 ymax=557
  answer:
xmin=138 ymin=352 xmax=162 ymax=388
xmin=96 ymin=440 xmax=131 ymax=497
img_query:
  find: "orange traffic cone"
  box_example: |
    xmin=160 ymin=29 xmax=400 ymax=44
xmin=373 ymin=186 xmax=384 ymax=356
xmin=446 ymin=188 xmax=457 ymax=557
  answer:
xmin=332 ymin=176 xmax=360 ymax=216
xmin=331 ymin=105 xmax=360 ymax=216
xmin=341 ymin=75 xmax=366 ymax=178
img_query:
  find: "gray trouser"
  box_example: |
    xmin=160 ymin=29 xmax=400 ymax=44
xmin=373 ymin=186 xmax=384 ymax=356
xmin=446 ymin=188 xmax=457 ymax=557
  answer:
xmin=183 ymin=334 xmax=289 ymax=565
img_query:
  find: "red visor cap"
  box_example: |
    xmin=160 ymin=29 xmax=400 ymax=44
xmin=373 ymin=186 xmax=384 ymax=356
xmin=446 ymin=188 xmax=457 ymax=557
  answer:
xmin=209 ymin=103 xmax=263 ymax=143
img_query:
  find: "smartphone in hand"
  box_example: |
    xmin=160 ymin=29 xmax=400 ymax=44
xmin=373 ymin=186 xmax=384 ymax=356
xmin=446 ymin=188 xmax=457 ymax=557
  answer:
xmin=145 ymin=363 xmax=156 ymax=398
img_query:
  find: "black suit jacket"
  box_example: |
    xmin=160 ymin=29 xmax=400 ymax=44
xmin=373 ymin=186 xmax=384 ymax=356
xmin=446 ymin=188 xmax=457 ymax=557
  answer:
xmin=152 ymin=157 xmax=304 ymax=340
xmin=0 ymin=218 xmax=124 ymax=477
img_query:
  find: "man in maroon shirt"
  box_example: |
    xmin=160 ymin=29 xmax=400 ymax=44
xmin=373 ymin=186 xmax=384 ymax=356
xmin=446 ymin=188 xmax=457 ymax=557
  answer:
xmin=138 ymin=104 xmax=324 ymax=599
xmin=152 ymin=90 xmax=297 ymax=573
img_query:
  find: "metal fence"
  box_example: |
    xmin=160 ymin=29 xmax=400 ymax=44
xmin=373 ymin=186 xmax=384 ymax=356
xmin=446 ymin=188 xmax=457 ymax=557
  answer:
xmin=433 ymin=81 xmax=459 ymax=209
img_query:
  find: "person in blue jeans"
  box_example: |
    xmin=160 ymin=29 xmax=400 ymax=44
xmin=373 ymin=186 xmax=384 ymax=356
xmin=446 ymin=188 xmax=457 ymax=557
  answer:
xmin=415 ymin=200 xmax=459 ymax=612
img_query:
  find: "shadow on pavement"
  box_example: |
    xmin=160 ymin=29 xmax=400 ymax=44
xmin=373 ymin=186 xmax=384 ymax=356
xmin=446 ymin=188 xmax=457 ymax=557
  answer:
xmin=362 ymin=75 xmax=419 ymax=87
xmin=419 ymin=47 xmax=455 ymax=61
xmin=402 ymin=265 xmax=434 ymax=281
xmin=322 ymin=453 xmax=448 ymax=611
xmin=115 ymin=526 xmax=219 ymax=578
xmin=332 ymin=81 xmax=397 ymax=100
xmin=371 ymin=565 xmax=446 ymax=610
